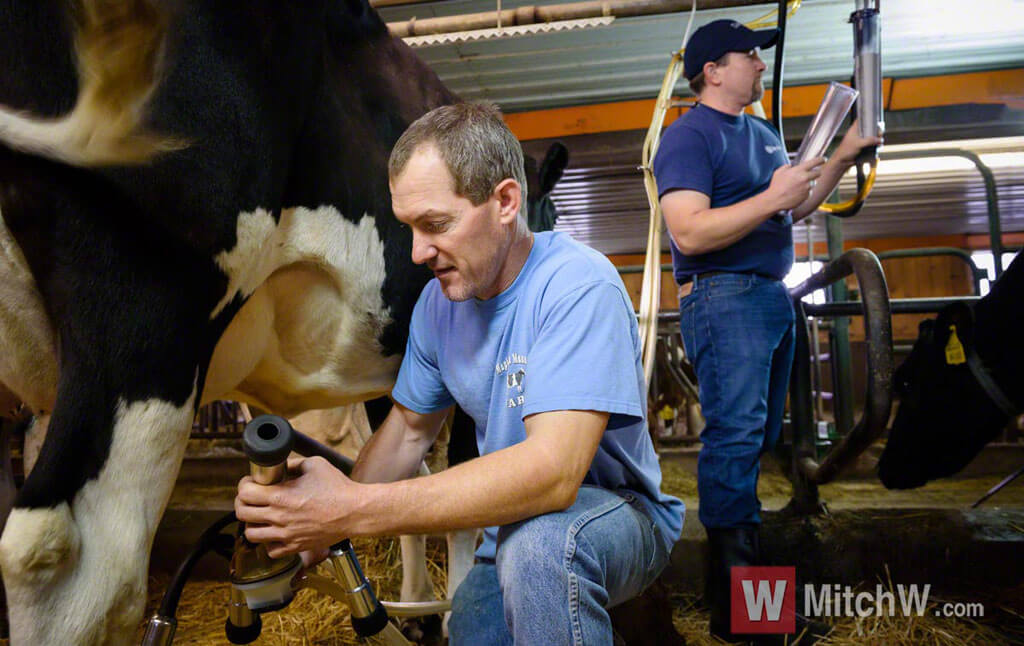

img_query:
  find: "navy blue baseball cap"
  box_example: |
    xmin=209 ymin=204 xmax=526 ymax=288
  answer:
xmin=684 ymin=19 xmax=780 ymax=81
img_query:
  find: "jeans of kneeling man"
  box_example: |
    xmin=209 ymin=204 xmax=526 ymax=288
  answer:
xmin=448 ymin=485 xmax=672 ymax=646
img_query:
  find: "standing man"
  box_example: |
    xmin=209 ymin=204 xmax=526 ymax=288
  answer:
xmin=236 ymin=102 xmax=684 ymax=645
xmin=653 ymin=18 xmax=880 ymax=644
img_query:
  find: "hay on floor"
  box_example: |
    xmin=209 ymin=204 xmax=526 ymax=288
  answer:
xmin=137 ymin=535 xmax=448 ymax=645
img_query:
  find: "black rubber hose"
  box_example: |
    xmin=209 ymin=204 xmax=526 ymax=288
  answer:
xmin=157 ymin=511 xmax=238 ymax=618
xmin=292 ymin=429 xmax=355 ymax=476
xmin=772 ymin=0 xmax=788 ymax=141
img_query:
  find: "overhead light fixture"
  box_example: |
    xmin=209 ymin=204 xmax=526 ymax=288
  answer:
xmin=403 ymin=16 xmax=615 ymax=48
xmin=842 ymin=151 xmax=1024 ymax=177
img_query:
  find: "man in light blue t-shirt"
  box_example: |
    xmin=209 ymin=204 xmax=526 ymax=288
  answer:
xmin=236 ymin=102 xmax=683 ymax=645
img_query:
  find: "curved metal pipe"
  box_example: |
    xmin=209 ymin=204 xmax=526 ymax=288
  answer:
xmin=298 ymin=573 xmax=452 ymax=617
xmin=879 ymin=148 xmax=1005 ymax=278
xmin=876 ymin=247 xmax=988 ymax=296
xmin=387 ymin=0 xmax=768 ymax=38
xmin=789 ymin=248 xmax=893 ymax=484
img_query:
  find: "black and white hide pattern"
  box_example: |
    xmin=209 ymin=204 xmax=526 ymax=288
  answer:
xmin=0 ymin=1 xmax=454 ymax=643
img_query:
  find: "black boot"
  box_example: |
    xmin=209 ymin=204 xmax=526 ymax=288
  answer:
xmin=705 ymin=526 xmax=831 ymax=645
xmin=705 ymin=526 xmax=759 ymax=643
xmin=755 ymin=532 xmax=831 ymax=645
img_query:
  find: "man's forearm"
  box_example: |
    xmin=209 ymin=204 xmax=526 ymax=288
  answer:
xmin=351 ymin=436 xmax=583 ymax=537
xmin=667 ymin=191 xmax=781 ymax=256
xmin=351 ymin=405 xmax=439 ymax=484
xmin=350 ymin=411 xmax=605 ymax=538
xmin=792 ymin=156 xmax=855 ymax=221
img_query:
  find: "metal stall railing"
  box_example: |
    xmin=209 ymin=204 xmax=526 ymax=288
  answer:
xmin=785 ymin=248 xmax=985 ymax=510
xmin=880 ymin=149 xmax=1007 ymax=279
xmin=191 ymin=400 xmax=247 ymax=439
xmin=875 ymin=247 xmax=988 ymax=297
xmin=790 ymin=143 xmax=1010 ymax=472
xmin=785 ymin=249 xmax=893 ymax=510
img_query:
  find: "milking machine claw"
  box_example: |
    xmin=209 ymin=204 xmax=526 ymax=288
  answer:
xmin=145 ymin=414 xmax=413 ymax=645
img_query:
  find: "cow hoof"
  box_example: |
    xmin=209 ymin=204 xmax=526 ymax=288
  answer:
xmin=0 ymin=503 xmax=79 ymax=583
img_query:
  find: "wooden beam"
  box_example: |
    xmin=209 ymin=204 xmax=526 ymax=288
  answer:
xmin=505 ymin=69 xmax=1024 ymax=141
xmin=888 ymin=68 xmax=1024 ymax=111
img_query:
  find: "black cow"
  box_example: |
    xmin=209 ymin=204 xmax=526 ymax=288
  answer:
xmin=878 ymin=252 xmax=1022 ymax=489
xmin=0 ymin=1 xmax=456 ymax=644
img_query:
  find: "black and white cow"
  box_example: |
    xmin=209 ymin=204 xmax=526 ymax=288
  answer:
xmin=878 ymin=252 xmax=1022 ymax=489
xmin=0 ymin=1 xmax=458 ymax=643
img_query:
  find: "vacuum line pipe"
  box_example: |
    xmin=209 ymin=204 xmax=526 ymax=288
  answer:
xmin=388 ymin=0 xmax=774 ymax=38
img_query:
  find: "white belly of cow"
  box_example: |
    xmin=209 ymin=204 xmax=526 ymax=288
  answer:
xmin=204 ymin=207 xmax=400 ymax=415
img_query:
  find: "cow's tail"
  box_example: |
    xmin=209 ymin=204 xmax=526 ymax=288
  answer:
xmin=0 ymin=0 xmax=185 ymax=166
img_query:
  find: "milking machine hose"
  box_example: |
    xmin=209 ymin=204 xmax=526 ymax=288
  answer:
xmin=145 ymin=420 xmax=357 ymax=643
xmin=771 ymin=0 xmax=788 ymax=143
xmin=159 ymin=512 xmax=238 ymax=618
xmin=141 ymin=511 xmax=237 ymax=645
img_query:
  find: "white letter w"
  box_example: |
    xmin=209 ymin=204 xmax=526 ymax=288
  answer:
xmin=741 ymin=579 xmax=787 ymax=621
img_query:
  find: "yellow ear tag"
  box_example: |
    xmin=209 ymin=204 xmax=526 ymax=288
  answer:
xmin=945 ymin=324 xmax=966 ymax=365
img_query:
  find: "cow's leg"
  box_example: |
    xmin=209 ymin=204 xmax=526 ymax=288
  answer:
xmin=0 ymin=345 xmax=204 ymax=646
xmin=437 ymin=408 xmax=481 ymax=637
xmin=0 ymin=212 xmax=59 ymax=512
xmin=0 ymin=171 xmax=231 ymax=646
xmin=444 ymin=528 xmax=479 ymax=637
xmin=0 ymin=216 xmax=59 ymax=417
xmin=400 ymin=534 xmax=434 ymax=604
xmin=0 ymin=389 xmax=197 ymax=646
xmin=396 ymin=463 xmax=438 ymax=618
xmin=0 ymin=364 xmax=211 ymax=646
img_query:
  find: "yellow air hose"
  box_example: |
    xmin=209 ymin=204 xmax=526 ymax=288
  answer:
xmin=818 ymin=158 xmax=878 ymax=214
xmin=638 ymin=0 xmax=803 ymax=388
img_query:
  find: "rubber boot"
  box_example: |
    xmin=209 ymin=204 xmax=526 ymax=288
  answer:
xmin=706 ymin=526 xmax=758 ymax=643
xmin=706 ymin=526 xmax=831 ymax=645
xmin=755 ymin=532 xmax=831 ymax=645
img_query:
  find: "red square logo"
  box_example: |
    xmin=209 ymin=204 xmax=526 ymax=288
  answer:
xmin=730 ymin=566 xmax=796 ymax=634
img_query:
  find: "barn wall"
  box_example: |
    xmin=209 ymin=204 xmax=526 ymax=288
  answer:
xmin=608 ymin=233 xmax=1024 ymax=342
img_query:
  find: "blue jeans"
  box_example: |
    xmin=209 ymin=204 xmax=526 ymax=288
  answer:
xmin=679 ymin=272 xmax=795 ymax=529
xmin=448 ymin=486 xmax=672 ymax=646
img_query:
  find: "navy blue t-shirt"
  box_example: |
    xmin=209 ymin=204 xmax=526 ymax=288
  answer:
xmin=653 ymin=103 xmax=793 ymax=283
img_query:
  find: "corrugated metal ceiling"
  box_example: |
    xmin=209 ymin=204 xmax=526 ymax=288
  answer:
xmin=378 ymin=0 xmax=1024 ymax=253
xmin=381 ymin=0 xmax=1024 ymax=112
xmin=529 ymin=134 xmax=1024 ymax=254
